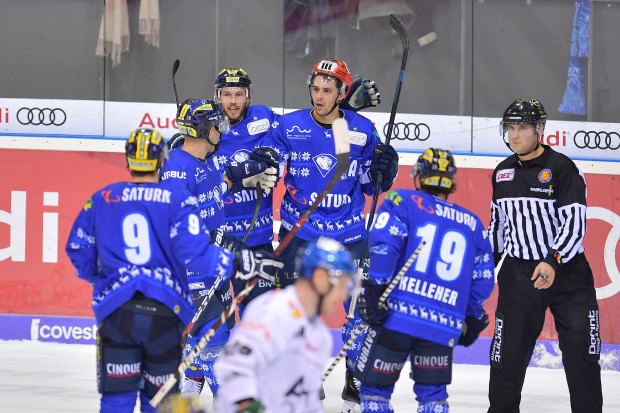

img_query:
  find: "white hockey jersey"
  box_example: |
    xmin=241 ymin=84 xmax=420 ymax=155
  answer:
xmin=214 ymin=285 xmax=332 ymax=413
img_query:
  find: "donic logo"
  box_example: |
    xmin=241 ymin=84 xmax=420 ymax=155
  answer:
xmin=312 ymin=153 xmax=337 ymax=177
xmin=384 ymin=122 xmax=430 ymax=141
xmin=573 ymin=130 xmax=620 ymax=150
xmin=17 ymin=107 xmax=67 ymax=126
xmin=286 ymin=125 xmax=312 ymax=134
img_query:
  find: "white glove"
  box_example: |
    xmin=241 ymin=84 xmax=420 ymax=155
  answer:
xmin=242 ymin=166 xmax=277 ymax=195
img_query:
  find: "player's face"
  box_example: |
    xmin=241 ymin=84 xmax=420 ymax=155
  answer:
xmin=218 ymin=87 xmax=249 ymax=123
xmin=318 ymin=271 xmax=353 ymax=316
xmin=206 ymin=126 xmax=221 ymax=151
xmin=310 ymin=75 xmax=345 ymax=117
xmin=506 ymin=123 xmax=541 ymax=156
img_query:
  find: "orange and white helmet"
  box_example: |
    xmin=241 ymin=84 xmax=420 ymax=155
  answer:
xmin=307 ymin=59 xmax=354 ymax=94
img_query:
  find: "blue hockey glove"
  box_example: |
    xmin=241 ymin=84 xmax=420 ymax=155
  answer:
xmin=369 ymin=143 xmax=399 ymax=192
xmin=358 ymin=281 xmax=388 ymax=325
xmin=458 ymin=313 xmax=489 ymax=347
xmin=225 ymin=160 xmax=278 ymax=194
xmin=234 ymin=249 xmax=283 ymax=283
xmin=236 ymin=399 xmax=266 ymax=413
xmin=341 ymin=77 xmax=381 ymax=112
xmin=211 ymin=228 xmax=248 ymax=252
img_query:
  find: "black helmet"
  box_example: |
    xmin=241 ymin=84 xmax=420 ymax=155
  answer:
xmin=411 ymin=148 xmax=457 ymax=194
xmin=502 ymin=98 xmax=547 ymax=124
xmin=214 ymin=68 xmax=252 ymax=101
xmin=125 ymin=128 xmax=168 ymax=172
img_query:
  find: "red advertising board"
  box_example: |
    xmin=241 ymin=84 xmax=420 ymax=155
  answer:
xmin=1 ymin=150 xmax=619 ymax=344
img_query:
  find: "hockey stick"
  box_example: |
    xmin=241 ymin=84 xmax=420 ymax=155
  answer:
xmin=172 ymin=59 xmax=181 ymax=109
xmin=347 ymin=14 xmax=409 ymax=318
xmin=149 ymin=118 xmax=351 ymax=408
xmin=181 ymin=184 xmax=264 ymax=341
xmin=324 ymin=239 xmax=426 ymax=382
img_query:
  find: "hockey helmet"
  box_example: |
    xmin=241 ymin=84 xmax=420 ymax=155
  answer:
xmin=176 ymin=98 xmax=230 ymax=139
xmin=214 ymin=67 xmax=252 ymax=99
xmin=500 ymin=98 xmax=547 ymax=136
xmin=307 ymin=59 xmax=354 ymax=94
xmin=412 ymin=148 xmax=457 ymax=192
xmin=299 ymin=237 xmax=356 ymax=280
xmin=125 ymin=128 xmax=168 ymax=172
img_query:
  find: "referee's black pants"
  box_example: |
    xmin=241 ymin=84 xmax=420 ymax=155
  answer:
xmin=488 ymin=254 xmax=602 ymax=413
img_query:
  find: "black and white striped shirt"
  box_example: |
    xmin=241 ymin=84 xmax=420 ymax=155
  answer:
xmin=488 ymin=145 xmax=586 ymax=266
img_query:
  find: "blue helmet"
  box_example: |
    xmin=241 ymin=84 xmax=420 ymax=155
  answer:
xmin=176 ymin=98 xmax=230 ymax=139
xmin=299 ymin=237 xmax=356 ymax=279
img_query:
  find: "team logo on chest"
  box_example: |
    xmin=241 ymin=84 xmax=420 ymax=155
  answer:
xmin=538 ymin=168 xmax=552 ymax=183
xmin=312 ymin=153 xmax=337 ymax=177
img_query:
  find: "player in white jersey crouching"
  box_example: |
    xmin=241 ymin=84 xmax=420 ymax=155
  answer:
xmin=214 ymin=237 xmax=357 ymax=413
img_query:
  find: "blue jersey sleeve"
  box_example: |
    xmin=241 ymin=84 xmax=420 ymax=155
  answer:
xmin=467 ymin=220 xmax=495 ymax=318
xmin=368 ymin=190 xmax=409 ymax=285
xmin=65 ymin=196 xmax=99 ymax=284
xmin=359 ymin=126 xmax=383 ymax=197
xmin=169 ymin=191 xmax=235 ymax=281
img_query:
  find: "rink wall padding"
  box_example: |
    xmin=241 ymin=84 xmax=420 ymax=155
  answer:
xmin=1 ymin=149 xmax=619 ymax=362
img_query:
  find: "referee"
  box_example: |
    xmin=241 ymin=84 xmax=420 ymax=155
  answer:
xmin=487 ymin=99 xmax=602 ymax=413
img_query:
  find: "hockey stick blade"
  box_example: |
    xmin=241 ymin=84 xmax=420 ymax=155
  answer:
xmin=347 ymin=15 xmax=409 ymax=318
xmin=324 ymin=240 xmax=426 ymax=382
xmin=274 ymin=117 xmax=351 ymax=256
xmin=172 ymin=59 xmax=181 ymax=109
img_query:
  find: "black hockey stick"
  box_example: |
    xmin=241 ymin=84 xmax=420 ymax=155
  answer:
xmin=172 ymin=59 xmax=181 ymax=109
xmin=150 ymin=118 xmax=351 ymax=408
xmin=243 ymin=185 xmax=264 ymax=243
xmin=348 ymin=14 xmax=409 ymax=318
xmin=324 ymin=240 xmax=425 ymax=382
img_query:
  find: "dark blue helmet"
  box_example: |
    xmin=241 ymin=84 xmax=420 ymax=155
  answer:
xmin=299 ymin=237 xmax=356 ymax=279
xmin=176 ymin=98 xmax=230 ymax=139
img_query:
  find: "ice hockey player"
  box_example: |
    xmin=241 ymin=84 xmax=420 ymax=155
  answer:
xmin=355 ymin=148 xmax=495 ymax=413
xmin=159 ymin=99 xmax=278 ymax=398
xmin=65 ymin=128 xmax=282 ymax=413
xmin=213 ymin=236 xmax=357 ymax=413
xmin=266 ymin=58 xmax=398 ymax=411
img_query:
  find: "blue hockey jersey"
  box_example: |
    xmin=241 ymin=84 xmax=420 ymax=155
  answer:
xmin=160 ymin=148 xmax=226 ymax=231
xmin=214 ymin=105 xmax=280 ymax=246
xmin=368 ymin=189 xmax=494 ymax=347
xmin=268 ymin=109 xmax=380 ymax=244
xmin=65 ymin=182 xmax=235 ymax=325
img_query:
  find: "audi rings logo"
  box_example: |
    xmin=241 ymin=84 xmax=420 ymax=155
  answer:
xmin=384 ymin=122 xmax=430 ymax=141
xmin=17 ymin=107 xmax=67 ymax=126
xmin=573 ymin=130 xmax=620 ymax=150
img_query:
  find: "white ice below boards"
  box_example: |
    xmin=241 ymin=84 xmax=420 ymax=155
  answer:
xmin=1 ymin=340 xmax=619 ymax=412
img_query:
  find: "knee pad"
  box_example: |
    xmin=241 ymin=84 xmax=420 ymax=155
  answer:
xmin=183 ymin=335 xmax=204 ymax=379
xmin=413 ymin=383 xmax=448 ymax=405
xmin=354 ymin=327 xmax=407 ymax=387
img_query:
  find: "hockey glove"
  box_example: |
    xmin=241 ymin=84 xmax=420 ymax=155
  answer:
xmin=341 ymin=77 xmax=381 ymax=112
xmin=358 ymin=280 xmax=388 ymax=325
xmin=369 ymin=143 xmax=399 ymax=192
xmin=225 ymin=160 xmax=278 ymax=194
xmin=211 ymin=228 xmax=248 ymax=252
xmin=458 ymin=313 xmax=489 ymax=347
xmin=236 ymin=399 xmax=266 ymax=413
xmin=250 ymin=146 xmax=281 ymax=186
xmin=234 ymin=249 xmax=283 ymax=283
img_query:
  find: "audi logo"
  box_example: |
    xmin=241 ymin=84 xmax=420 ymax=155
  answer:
xmin=573 ymin=130 xmax=620 ymax=150
xmin=17 ymin=107 xmax=66 ymax=126
xmin=384 ymin=122 xmax=431 ymax=141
